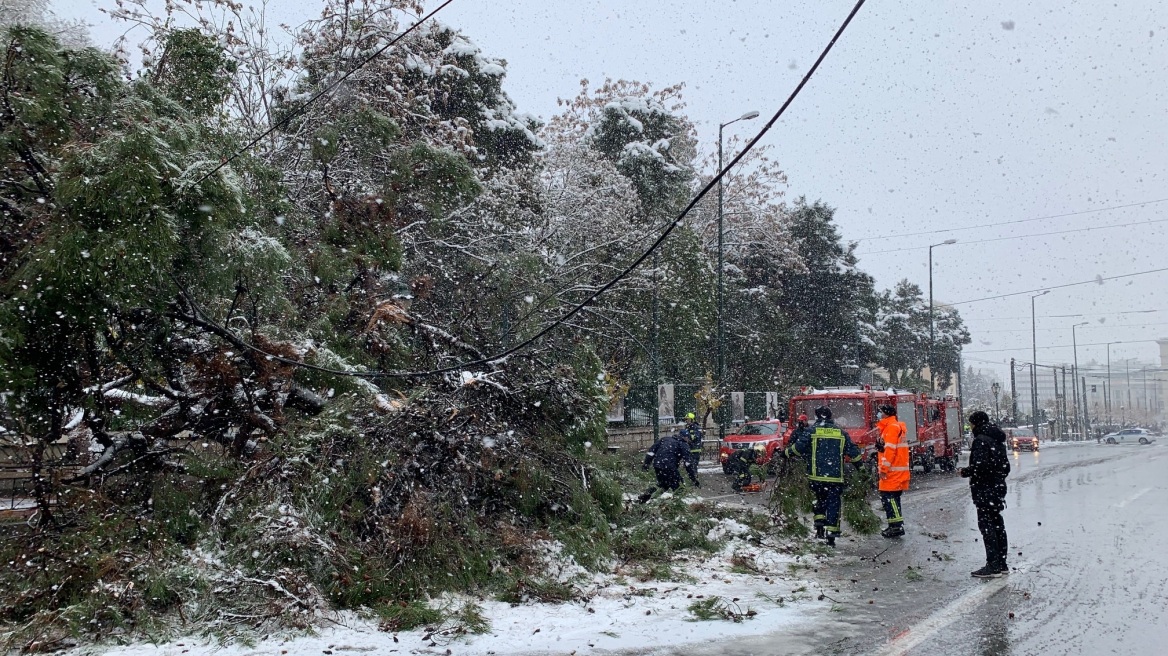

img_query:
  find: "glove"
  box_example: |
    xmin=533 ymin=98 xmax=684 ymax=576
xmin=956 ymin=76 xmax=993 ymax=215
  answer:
xmin=691 ymin=478 xmax=701 ymax=488
xmin=641 ymin=463 xmax=650 ymax=472
xmin=958 ymin=467 xmax=969 ymax=478
xmin=852 ymin=461 xmax=864 ymax=473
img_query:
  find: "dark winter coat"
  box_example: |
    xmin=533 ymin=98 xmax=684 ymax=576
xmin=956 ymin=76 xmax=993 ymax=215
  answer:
xmin=644 ymin=434 xmax=690 ymax=471
xmin=784 ymin=419 xmax=861 ymax=484
xmin=725 ymin=447 xmax=757 ymax=474
xmin=961 ymin=423 xmax=1011 ymax=508
xmin=684 ymin=423 xmax=705 ymax=452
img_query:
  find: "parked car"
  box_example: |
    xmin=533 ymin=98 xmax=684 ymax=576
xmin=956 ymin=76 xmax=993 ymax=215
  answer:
xmin=1005 ymin=427 xmax=1039 ymax=452
xmin=719 ymin=420 xmax=785 ymax=474
xmin=1101 ymin=428 xmax=1158 ymax=445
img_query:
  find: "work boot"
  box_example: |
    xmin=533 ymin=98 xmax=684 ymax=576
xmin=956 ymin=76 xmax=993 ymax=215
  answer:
xmin=970 ymin=565 xmax=1002 ymax=579
xmin=815 ymin=525 xmax=825 ymax=539
xmin=637 ymin=489 xmax=654 ymax=504
xmin=881 ymin=524 xmax=905 ymax=539
xmin=993 ymin=563 xmax=1010 ymax=575
xmin=825 ymin=533 xmax=838 ymax=548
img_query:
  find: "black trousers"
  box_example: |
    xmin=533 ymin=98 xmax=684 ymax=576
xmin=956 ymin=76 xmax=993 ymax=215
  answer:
xmin=809 ymin=481 xmax=844 ymax=533
xmin=654 ymin=466 xmax=682 ymax=492
xmin=685 ymin=449 xmax=701 ymax=481
xmin=976 ymin=503 xmax=1009 ymax=569
xmin=880 ymin=490 xmax=904 ymax=525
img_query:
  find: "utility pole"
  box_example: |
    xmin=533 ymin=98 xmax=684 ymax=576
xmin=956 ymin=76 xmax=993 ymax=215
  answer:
xmin=1031 ymin=363 xmax=1039 ymax=437
xmin=1081 ymin=376 xmax=1091 ymax=439
xmin=717 ymin=110 xmax=759 ymax=446
xmin=1072 ymin=322 xmax=1087 ymax=438
xmin=927 ymin=239 xmax=957 ymax=391
xmin=1051 ymin=366 xmax=1060 ymax=439
xmin=1061 ymin=366 xmax=1068 ymax=439
xmin=1010 ymin=357 xmax=1018 ymax=427
xmin=1126 ymin=359 xmax=1132 ymax=423
xmin=651 ymin=250 xmax=660 ymax=442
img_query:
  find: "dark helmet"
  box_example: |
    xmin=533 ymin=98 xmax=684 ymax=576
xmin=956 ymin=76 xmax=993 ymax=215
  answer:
xmin=878 ymin=405 xmax=896 ymax=417
xmin=814 ymin=406 xmax=832 ymax=420
xmin=969 ymin=411 xmax=990 ymax=427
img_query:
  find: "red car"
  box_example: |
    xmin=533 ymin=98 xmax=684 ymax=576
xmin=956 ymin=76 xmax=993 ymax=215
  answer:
xmin=719 ymin=420 xmax=786 ymax=474
xmin=1005 ymin=427 xmax=1039 ymax=452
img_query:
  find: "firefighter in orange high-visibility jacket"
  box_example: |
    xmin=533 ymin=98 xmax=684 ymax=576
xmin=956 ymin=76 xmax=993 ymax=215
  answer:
xmin=875 ymin=404 xmax=910 ymax=538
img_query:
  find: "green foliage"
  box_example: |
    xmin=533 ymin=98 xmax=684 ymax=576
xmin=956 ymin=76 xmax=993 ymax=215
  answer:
xmin=843 ymin=467 xmax=880 ymax=535
xmin=385 ymin=143 xmax=481 ymax=216
xmin=374 ymin=601 xmax=443 ymax=632
xmin=767 ymin=458 xmax=814 ymax=538
xmin=771 ymin=199 xmax=878 ymax=388
xmin=453 ymin=601 xmax=491 ymax=634
xmin=589 ymin=98 xmax=693 ymax=216
xmin=151 ymin=29 xmax=235 ymax=117
xmin=686 ymin=596 xmax=755 ymax=622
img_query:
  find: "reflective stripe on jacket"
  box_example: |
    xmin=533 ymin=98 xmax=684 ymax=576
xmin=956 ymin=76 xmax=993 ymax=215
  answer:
xmin=785 ymin=422 xmax=861 ymax=483
xmin=876 ymin=416 xmax=910 ymax=492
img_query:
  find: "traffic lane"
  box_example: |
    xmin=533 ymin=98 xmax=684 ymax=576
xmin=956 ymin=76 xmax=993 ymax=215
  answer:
xmin=671 ymin=445 xmax=1139 ymax=655
xmin=686 ymin=443 xmax=1144 ymax=656
xmin=875 ymin=443 xmax=1168 ymax=656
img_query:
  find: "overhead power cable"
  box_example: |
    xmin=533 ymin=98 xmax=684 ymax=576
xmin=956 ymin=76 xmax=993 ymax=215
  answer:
xmin=964 ymin=339 xmax=1152 ymax=355
xmin=851 ymin=196 xmax=1168 ymax=243
xmin=854 ymin=216 xmax=1168 ymax=255
xmin=948 ymin=266 xmax=1168 ymax=306
xmin=973 ymin=321 xmax=1168 ymax=334
xmin=198 ymin=0 xmax=872 ymax=379
xmin=194 ymin=0 xmax=457 ymax=184
xmin=963 ymin=309 xmax=1168 ymax=322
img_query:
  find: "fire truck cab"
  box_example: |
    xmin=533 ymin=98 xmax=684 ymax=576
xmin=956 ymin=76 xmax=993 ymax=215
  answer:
xmin=786 ymin=387 xmax=963 ymax=474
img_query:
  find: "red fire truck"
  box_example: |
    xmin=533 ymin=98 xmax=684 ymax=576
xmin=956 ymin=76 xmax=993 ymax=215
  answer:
xmin=785 ymin=386 xmax=963 ymax=474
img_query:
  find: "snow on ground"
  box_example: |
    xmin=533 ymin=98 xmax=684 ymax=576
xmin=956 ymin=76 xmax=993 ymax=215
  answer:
xmin=85 ymin=515 xmax=827 ymax=656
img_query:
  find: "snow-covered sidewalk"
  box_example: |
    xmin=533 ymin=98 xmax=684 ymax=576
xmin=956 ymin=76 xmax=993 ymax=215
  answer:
xmin=83 ymin=516 xmax=828 ymax=656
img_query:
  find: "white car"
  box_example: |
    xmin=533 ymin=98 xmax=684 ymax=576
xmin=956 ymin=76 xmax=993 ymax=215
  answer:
xmin=1101 ymin=428 xmax=1158 ymax=445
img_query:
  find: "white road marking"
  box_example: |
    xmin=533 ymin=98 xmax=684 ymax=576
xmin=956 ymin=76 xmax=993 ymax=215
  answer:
xmin=1114 ymin=486 xmax=1153 ymax=508
xmin=874 ymin=578 xmax=1009 ymax=656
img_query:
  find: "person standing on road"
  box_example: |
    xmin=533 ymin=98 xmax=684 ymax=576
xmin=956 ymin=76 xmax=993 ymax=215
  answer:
xmin=639 ymin=429 xmax=696 ymax=503
xmin=959 ymin=411 xmax=1012 ymax=578
xmin=683 ymin=412 xmax=704 ymax=485
xmin=875 ymin=404 xmax=910 ymax=538
xmin=784 ymin=406 xmax=862 ymax=546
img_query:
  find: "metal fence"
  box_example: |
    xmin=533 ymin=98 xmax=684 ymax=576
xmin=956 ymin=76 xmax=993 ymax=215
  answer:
xmin=611 ymin=385 xmax=780 ymax=428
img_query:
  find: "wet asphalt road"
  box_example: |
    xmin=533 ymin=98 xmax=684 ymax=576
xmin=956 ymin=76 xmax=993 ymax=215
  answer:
xmin=686 ymin=441 xmax=1168 ymax=656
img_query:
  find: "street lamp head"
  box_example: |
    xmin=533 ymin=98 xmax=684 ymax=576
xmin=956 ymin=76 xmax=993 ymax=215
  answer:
xmin=942 ymin=238 xmax=957 ymax=245
xmin=739 ymin=111 xmax=760 ymax=121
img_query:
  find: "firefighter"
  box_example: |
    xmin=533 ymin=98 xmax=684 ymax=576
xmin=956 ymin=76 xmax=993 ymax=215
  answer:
xmin=959 ymin=411 xmax=1012 ymax=577
xmin=725 ymin=446 xmax=758 ymax=492
xmin=638 ymin=428 xmax=694 ymax=503
xmin=784 ymin=406 xmax=862 ymax=546
xmin=682 ymin=412 xmax=705 ymax=485
xmin=875 ymin=404 xmax=910 ymax=538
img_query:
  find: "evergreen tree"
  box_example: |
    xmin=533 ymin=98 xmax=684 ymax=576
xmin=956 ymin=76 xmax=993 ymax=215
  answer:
xmin=772 ymin=199 xmax=877 ymax=388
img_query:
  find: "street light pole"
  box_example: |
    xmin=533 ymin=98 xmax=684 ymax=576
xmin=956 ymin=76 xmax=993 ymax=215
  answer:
xmin=1072 ymin=321 xmax=1088 ymax=439
xmin=991 ymin=381 xmax=1001 ymax=423
xmin=1106 ymin=342 xmax=1117 ymax=428
xmin=1030 ymin=290 xmax=1049 ymax=436
xmin=716 ymin=110 xmax=758 ymax=444
xmin=928 ymin=239 xmax=957 ymax=391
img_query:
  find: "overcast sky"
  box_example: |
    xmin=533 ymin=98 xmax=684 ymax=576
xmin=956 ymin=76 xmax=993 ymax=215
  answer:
xmin=52 ymin=0 xmax=1168 ymax=383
